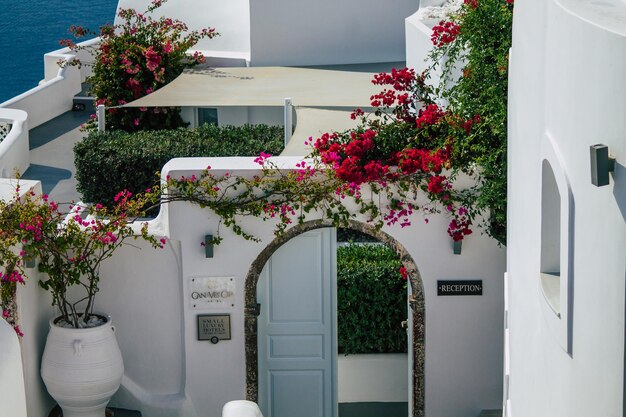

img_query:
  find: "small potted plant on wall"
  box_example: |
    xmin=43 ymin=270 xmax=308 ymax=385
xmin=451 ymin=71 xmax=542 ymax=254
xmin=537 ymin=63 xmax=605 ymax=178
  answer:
xmin=0 ymin=183 xmax=164 ymax=417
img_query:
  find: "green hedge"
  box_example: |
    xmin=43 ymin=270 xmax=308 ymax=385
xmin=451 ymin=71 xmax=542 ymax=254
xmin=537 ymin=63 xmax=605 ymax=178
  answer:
xmin=74 ymin=124 xmax=284 ymax=206
xmin=337 ymin=243 xmax=407 ymax=354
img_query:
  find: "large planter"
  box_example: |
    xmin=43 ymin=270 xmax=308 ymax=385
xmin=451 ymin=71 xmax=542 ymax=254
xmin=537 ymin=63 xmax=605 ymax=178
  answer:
xmin=41 ymin=315 xmax=123 ymax=417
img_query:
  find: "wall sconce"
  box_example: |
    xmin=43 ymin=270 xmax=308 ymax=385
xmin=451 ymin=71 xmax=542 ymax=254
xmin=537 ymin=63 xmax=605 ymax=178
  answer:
xmin=23 ymin=246 xmax=35 ymax=268
xmin=204 ymin=234 xmax=214 ymax=258
xmin=453 ymin=240 xmax=462 ymax=255
xmin=590 ymin=144 xmax=616 ymax=187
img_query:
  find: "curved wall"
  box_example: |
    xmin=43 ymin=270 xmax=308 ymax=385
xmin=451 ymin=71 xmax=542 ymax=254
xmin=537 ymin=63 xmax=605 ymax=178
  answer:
xmin=116 ymin=0 xmax=250 ymax=56
xmin=249 ymin=0 xmax=418 ymax=66
xmin=507 ymin=1 xmax=626 ymax=415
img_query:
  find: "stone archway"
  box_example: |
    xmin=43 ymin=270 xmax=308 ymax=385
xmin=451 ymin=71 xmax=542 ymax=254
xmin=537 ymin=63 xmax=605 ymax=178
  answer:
xmin=244 ymin=219 xmax=425 ymax=417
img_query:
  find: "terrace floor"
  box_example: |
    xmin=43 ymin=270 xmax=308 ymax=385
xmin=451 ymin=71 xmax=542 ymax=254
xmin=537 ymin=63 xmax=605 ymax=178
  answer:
xmin=22 ymin=109 xmax=87 ymax=203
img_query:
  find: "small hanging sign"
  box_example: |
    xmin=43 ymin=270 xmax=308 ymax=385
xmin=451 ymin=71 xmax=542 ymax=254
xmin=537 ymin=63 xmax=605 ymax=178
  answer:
xmin=437 ymin=280 xmax=483 ymax=296
xmin=197 ymin=314 xmax=231 ymax=343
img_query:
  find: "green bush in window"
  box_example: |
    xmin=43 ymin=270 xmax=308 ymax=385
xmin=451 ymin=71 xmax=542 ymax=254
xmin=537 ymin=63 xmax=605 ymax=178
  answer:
xmin=337 ymin=243 xmax=407 ymax=354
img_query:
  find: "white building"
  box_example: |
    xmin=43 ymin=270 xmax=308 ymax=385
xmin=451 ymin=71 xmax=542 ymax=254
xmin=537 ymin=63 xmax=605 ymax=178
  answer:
xmin=506 ymin=0 xmax=626 ymax=416
xmin=0 ymin=1 xmax=562 ymax=417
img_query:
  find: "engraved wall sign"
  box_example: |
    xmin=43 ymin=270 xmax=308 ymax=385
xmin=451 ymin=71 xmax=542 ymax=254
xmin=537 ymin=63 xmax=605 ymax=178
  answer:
xmin=437 ymin=280 xmax=483 ymax=296
xmin=189 ymin=276 xmax=236 ymax=309
xmin=197 ymin=314 xmax=231 ymax=343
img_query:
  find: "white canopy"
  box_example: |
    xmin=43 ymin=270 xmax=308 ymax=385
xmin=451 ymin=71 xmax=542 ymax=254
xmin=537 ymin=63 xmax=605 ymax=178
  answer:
xmin=281 ymin=107 xmax=359 ymax=156
xmin=124 ymin=66 xmax=381 ymax=108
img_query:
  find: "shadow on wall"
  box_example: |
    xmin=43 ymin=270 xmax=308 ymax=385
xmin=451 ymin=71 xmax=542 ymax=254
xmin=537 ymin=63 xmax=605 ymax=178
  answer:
xmin=613 ymin=162 xmax=625 ymax=223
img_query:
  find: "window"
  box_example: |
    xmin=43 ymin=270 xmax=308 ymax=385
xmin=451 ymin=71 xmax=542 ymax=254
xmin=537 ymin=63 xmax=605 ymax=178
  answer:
xmin=198 ymin=108 xmax=218 ymax=126
xmin=540 ymin=160 xmax=561 ymax=315
xmin=539 ymin=133 xmax=574 ymax=353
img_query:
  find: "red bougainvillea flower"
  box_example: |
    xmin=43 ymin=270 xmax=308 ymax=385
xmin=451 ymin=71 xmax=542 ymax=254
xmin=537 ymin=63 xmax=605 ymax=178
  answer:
xmin=427 ymin=175 xmax=447 ymax=194
xmin=399 ymin=266 xmax=408 ymax=280
xmin=416 ymin=103 xmax=445 ymax=128
xmin=350 ymin=108 xmax=364 ymax=120
xmin=431 ymin=20 xmax=461 ymax=47
xmin=372 ymin=67 xmax=416 ymax=91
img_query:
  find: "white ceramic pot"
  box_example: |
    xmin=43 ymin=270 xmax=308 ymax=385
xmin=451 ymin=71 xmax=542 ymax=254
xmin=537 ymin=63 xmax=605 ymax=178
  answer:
xmin=41 ymin=315 xmax=124 ymax=417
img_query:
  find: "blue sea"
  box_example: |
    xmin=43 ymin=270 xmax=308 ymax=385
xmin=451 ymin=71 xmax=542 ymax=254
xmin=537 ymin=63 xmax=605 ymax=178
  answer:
xmin=0 ymin=0 xmax=119 ymax=103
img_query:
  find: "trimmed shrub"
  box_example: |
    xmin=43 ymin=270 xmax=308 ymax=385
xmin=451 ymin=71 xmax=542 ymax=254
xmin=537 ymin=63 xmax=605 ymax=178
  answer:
xmin=74 ymin=124 xmax=284 ymax=206
xmin=337 ymin=243 xmax=407 ymax=354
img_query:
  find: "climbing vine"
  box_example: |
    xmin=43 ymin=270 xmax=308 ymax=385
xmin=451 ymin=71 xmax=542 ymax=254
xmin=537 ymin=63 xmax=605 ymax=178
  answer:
xmin=159 ymin=0 xmax=513 ymax=244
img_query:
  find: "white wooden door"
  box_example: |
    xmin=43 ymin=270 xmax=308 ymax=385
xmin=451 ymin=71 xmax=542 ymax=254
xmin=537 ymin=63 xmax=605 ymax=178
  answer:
xmin=257 ymin=228 xmax=337 ymax=417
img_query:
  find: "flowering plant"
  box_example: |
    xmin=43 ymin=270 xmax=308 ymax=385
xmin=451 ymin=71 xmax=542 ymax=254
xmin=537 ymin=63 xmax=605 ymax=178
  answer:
xmin=157 ymin=0 xmax=513 ymax=244
xmin=427 ymin=0 xmax=513 ymax=243
xmin=61 ymin=0 xmax=217 ymax=131
xmin=158 ymin=150 xmax=471 ymax=247
xmin=0 ymin=184 xmax=165 ymax=332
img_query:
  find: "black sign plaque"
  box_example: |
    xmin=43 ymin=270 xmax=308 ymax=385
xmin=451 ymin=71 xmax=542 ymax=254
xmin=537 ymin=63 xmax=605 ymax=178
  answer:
xmin=437 ymin=280 xmax=483 ymax=296
xmin=197 ymin=314 xmax=231 ymax=343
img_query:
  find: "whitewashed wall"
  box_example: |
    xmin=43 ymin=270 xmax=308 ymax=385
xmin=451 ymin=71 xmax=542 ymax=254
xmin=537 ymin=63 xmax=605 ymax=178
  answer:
xmin=182 ymin=106 xmax=289 ymax=130
xmin=249 ymin=0 xmax=418 ymax=66
xmin=0 ymin=179 xmax=55 ymax=417
xmin=0 ymin=39 xmax=96 ymax=129
xmin=0 ymin=109 xmax=29 ymax=178
xmin=107 ymin=157 xmax=503 ymax=417
xmin=338 ymin=354 xmax=408 ymax=403
xmin=10 ymin=157 xmax=504 ymax=417
xmin=0 ymin=318 xmax=27 ymax=417
xmin=116 ymin=0 xmax=251 ymax=60
xmin=405 ymin=12 xmax=435 ymax=76
xmin=507 ymin=1 xmax=626 ymax=416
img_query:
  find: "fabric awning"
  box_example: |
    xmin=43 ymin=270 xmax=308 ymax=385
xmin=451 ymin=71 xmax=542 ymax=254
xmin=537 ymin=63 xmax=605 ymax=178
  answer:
xmin=124 ymin=66 xmax=381 ymax=108
xmin=281 ymin=107 xmax=359 ymax=156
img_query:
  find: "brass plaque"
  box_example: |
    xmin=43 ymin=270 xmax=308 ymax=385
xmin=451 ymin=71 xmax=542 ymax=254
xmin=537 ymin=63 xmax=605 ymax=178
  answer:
xmin=197 ymin=314 xmax=231 ymax=343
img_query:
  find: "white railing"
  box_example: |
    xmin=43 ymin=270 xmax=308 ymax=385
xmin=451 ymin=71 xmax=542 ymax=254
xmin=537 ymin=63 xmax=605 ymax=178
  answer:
xmin=0 ymin=37 xmax=100 ymax=129
xmin=0 ymin=109 xmax=29 ymax=177
xmin=0 ymin=122 xmax=10 ymax=142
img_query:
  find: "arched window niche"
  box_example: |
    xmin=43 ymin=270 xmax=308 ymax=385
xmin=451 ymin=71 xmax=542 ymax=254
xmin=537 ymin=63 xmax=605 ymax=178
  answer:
xmin=539 ymin=133 xmax=574 ymax=354
xmin=540 ymin=160 xmax=561 ymax=313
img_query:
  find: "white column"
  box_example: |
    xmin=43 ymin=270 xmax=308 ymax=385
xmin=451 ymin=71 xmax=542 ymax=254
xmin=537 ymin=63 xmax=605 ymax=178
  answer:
xmin=283 ymin=98 xmax=292 ymax=147
xmin=97 ymin=104 xmax=105 ymax=132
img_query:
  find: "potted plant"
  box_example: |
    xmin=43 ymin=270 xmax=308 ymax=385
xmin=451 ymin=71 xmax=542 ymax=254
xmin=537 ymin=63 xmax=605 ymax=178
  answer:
xmin=0 ymin=183 xmax=164 ymax=417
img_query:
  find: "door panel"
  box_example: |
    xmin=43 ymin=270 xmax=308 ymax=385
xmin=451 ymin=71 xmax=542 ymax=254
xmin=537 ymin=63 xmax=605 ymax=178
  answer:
xmin=258 ymin=228 xmax=337 ymax=417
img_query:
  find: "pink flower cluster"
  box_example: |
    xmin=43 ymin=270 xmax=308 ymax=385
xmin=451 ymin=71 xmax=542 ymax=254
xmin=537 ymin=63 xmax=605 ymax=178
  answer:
xmin=448 ymin=207 xmax=473 ymax=241
xmin=254 ymin=152 xmax=272 ymax=165
xmin=0 ymin=270 xmax=24 ymax=284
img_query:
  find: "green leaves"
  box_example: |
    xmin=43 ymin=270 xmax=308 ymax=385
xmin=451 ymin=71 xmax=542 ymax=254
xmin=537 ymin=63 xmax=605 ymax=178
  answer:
xmin=0 ymin=183 xmax=164 ymax=329
xmin=74 ymin=124 xmax=284 ymax=209
xmin=427 ymin=0 xmax=513 ymax=244
xmin=66 ymin=0 xmax=217 ymax=131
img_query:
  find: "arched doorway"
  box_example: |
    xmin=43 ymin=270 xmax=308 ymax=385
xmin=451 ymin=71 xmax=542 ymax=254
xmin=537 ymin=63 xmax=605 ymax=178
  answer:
xmin=243 ymin=219 xmax=425 ymax=417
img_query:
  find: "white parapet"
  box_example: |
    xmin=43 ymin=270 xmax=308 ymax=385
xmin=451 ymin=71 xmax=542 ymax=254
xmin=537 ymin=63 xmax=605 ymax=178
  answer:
xmin=0 ymin=318 xmax=27 ymax=417
xmin=0 ymin=108 xmax=29 ymax=178
xmin=0 ymin=37 xmax=99 ymax=129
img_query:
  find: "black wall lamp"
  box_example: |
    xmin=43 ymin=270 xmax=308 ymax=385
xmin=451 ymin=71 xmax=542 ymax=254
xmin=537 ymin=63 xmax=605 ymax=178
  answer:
xmin=590 ymin=144 xmax=616 ymax=187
